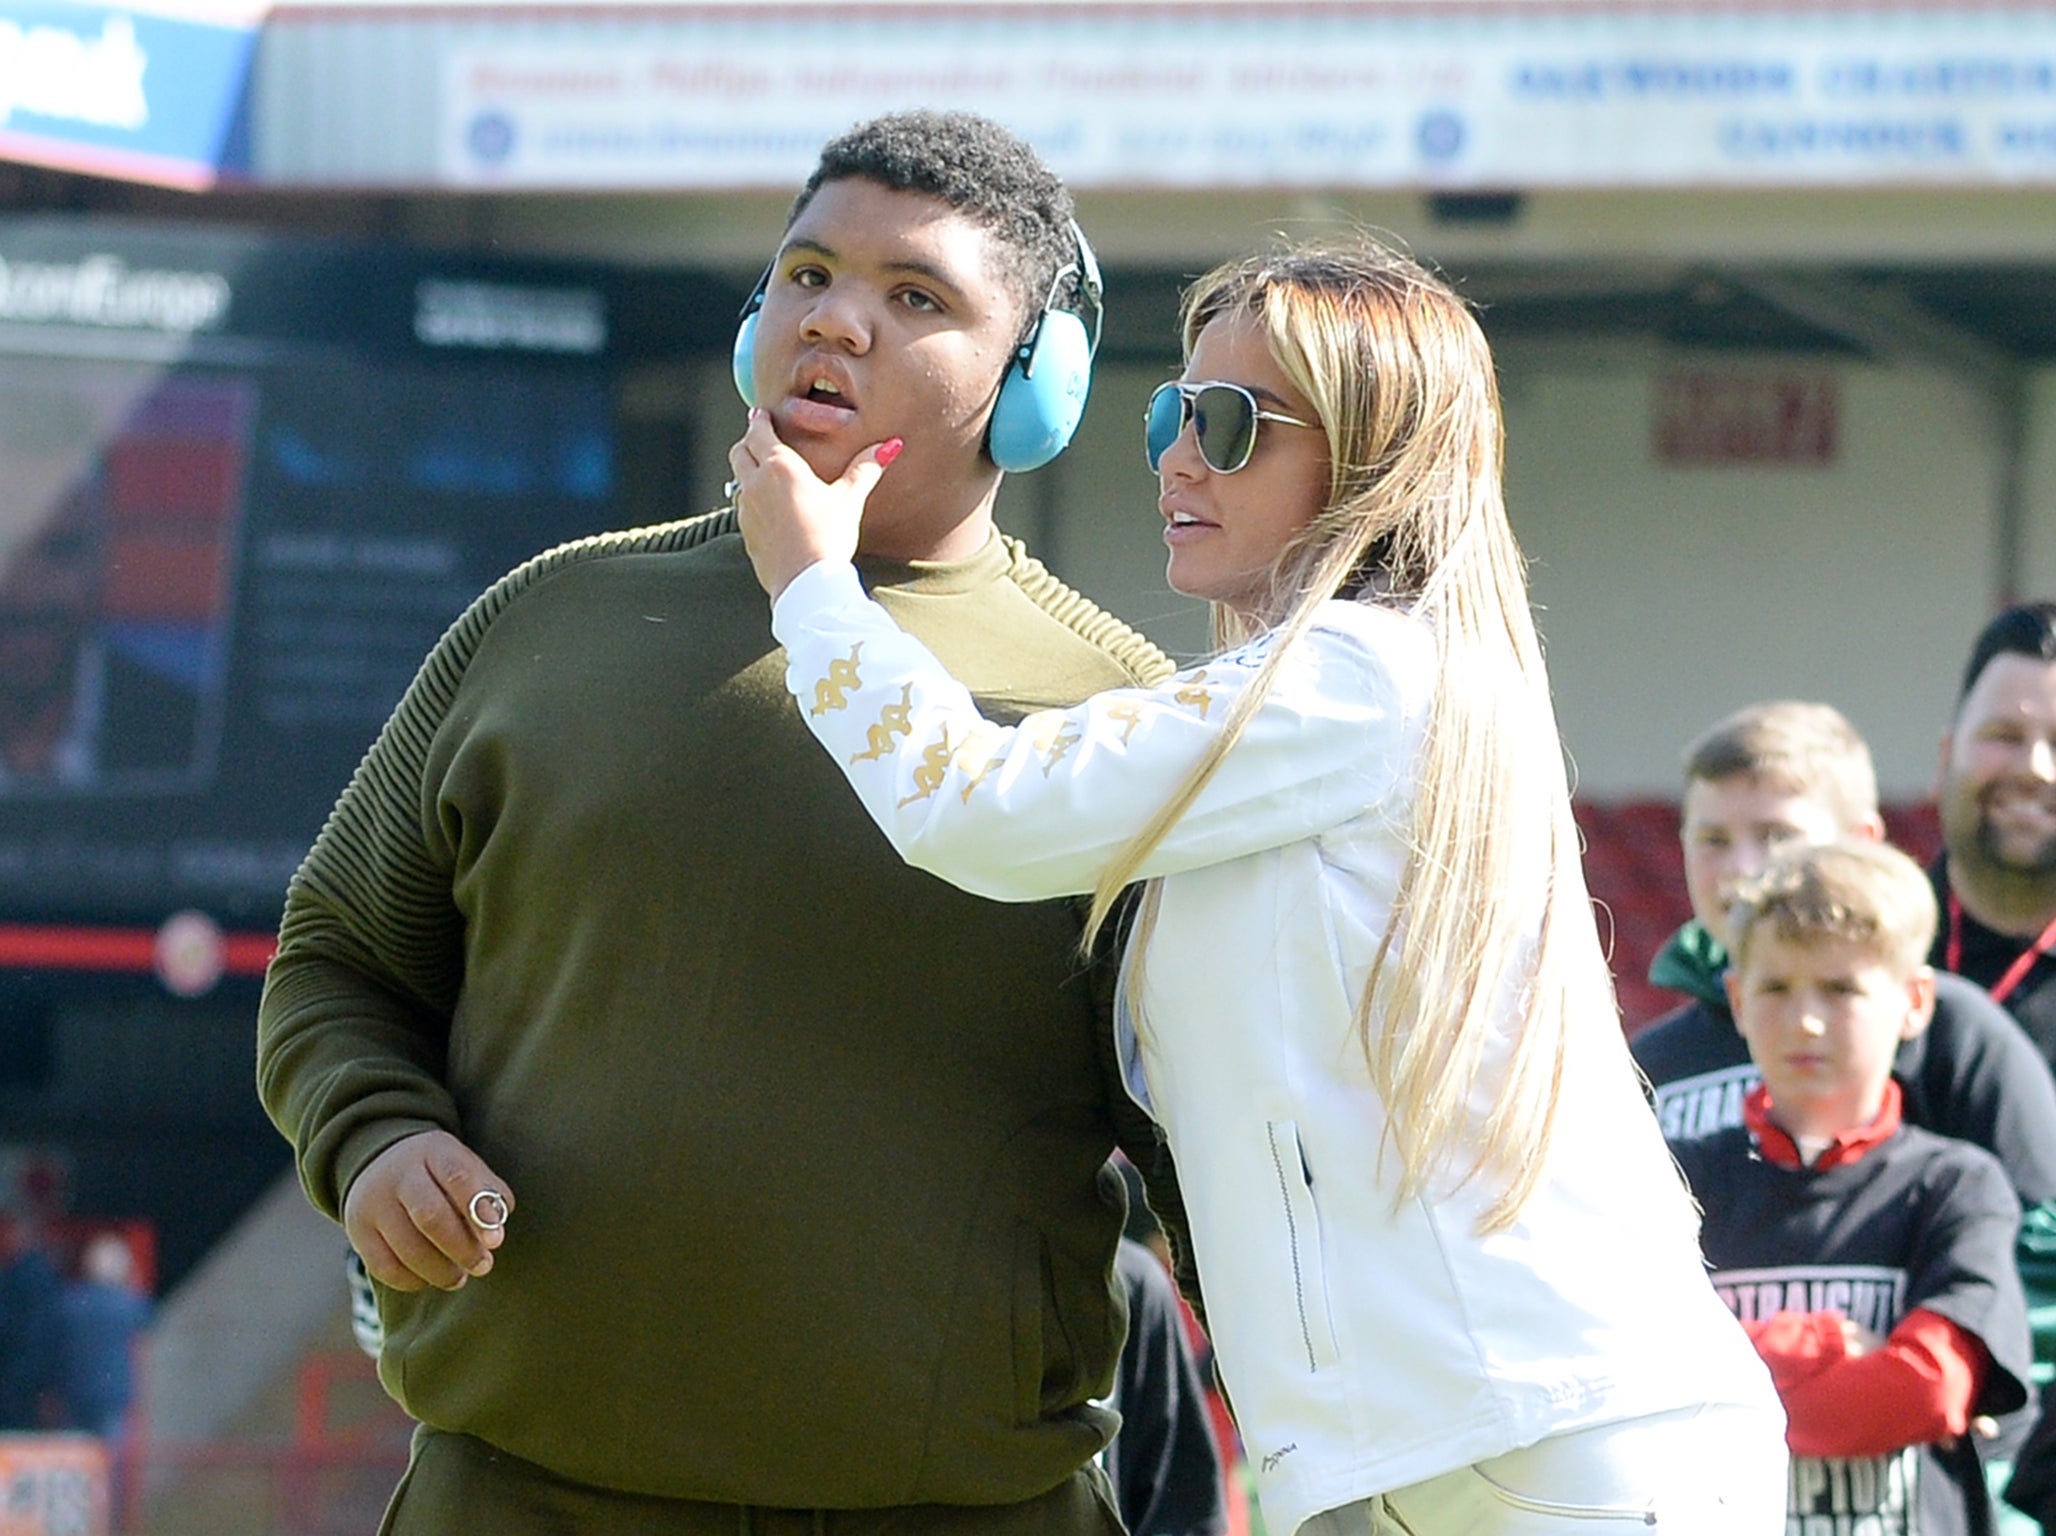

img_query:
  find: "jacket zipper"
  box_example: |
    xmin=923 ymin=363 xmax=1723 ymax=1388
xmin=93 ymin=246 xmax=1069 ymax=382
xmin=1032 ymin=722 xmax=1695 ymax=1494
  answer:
xmin=1266 ymin=1119 xmax=1335 ymax=1372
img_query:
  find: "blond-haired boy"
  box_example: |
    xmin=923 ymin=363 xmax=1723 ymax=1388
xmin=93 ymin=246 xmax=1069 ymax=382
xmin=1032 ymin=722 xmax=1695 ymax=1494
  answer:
xmin=1632 ymin=700 xmax=2056 ymax=1213
xmin=1674 ymin=840 xmax=2032 ymax=1536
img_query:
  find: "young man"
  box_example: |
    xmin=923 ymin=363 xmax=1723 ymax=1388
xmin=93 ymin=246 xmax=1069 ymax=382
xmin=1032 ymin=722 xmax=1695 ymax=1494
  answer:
xmin=1933 ymin=602 xmax=2056 ymax=1063
xmin=1674 ymin=840 xmax=2032 ymax=1536
xmin=257 ymin=111 xmax=1188 ymax=1535
xmin=1632 ymin=701 xmax=2056 ymax=1212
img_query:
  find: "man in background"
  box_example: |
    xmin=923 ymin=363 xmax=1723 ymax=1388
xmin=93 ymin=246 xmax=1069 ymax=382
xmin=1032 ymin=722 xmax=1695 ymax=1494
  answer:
xmin=1931 ymin=603 xmax=2056 ymax=1058
xmin=55 ymin=1232 xmax=151 ymax=1442
xmin=1929 ymin=603 xmax=2056 ymax=1531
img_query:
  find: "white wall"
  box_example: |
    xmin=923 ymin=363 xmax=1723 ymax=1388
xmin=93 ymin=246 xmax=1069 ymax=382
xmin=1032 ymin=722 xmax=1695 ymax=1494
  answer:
xmin=1504 ymin=348 xmax=2003 ymax=799
xmin=2018 ymin=369 xmax=2056 ymax=605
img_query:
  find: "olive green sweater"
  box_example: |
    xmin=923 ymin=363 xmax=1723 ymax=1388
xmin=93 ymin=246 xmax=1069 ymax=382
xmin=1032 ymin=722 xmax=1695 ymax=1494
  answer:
xmin=257 ymin=513 xmax=1189 ymax=1507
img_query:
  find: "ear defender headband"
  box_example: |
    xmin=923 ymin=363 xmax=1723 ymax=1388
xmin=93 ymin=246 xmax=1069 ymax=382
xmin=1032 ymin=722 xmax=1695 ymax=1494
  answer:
xmin=730 ymin=218 xmax=1103 ymax=474
xmin=731 ymin=263 xmax=768 ymax=409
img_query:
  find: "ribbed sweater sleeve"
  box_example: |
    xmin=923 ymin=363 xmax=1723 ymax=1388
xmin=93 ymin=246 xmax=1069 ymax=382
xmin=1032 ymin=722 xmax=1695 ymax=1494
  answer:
xmin=1002 ymin=543 xmax=1179 ymax=688
xmin=255 ymin=512 xmax=737 ymax=1219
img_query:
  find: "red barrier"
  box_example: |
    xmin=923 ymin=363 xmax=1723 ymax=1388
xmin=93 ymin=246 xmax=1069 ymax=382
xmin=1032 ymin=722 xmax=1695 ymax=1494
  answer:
xmin=121 ymin=1355 xmax=411 ymax=1535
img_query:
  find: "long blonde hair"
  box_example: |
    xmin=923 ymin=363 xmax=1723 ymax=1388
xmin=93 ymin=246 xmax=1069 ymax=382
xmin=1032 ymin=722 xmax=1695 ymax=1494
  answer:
xmin=1085 ymin=238 xmax=1618 ymax=1229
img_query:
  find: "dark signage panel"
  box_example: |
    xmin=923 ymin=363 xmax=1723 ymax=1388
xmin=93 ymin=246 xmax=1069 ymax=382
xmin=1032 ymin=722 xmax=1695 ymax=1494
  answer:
xmin=0 ymin=218 xmax=717 ymax=936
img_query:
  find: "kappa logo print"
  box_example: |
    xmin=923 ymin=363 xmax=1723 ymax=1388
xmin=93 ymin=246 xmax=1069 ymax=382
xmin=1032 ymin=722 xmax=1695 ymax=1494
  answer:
xmin=1025 ymin=712 xmax=1081 ymax=776
xmin=900 ymin=726 xmax=954 ymax=808
xmin=810 ymin=644 xmax=864 ymax=715
xmin=851 ymin=683 xmax=915 ymax=764
xmin=1105 ymin=701 xmax=1144 ymax=746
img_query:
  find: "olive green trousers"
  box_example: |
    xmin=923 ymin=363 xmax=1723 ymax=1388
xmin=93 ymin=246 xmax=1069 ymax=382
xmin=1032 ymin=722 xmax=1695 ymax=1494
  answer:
xmin=377 ymin=1427 xmax=1128 ymax=1536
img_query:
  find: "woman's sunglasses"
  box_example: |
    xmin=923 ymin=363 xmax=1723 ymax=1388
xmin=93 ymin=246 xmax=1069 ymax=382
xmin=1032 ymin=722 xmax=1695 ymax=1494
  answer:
xmin=1144 ymin=380 xmax=1320 ymax=475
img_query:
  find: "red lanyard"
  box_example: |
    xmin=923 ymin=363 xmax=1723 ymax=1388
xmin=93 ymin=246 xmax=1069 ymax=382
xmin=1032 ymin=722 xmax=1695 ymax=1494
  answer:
xmin=1947 ymin=891 xmax=2056 ymax=1005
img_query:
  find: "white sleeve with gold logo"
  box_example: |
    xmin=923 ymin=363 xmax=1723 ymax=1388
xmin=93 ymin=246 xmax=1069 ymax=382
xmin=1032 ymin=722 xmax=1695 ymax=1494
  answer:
xmin=771 ymin=559 xmax=1425 ymax=903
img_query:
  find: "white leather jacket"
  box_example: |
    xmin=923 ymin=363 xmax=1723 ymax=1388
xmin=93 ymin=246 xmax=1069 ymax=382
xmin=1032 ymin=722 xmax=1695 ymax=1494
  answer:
xmin=771 ymin=560 xmax=1777 ymax=1536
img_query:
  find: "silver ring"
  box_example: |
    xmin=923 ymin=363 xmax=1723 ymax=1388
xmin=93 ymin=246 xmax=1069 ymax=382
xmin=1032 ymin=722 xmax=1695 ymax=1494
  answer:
xmin=467 ymin=1189 xmax=508 ymax=1231
xmin=723 ymin=477 xmax=741 ymax=502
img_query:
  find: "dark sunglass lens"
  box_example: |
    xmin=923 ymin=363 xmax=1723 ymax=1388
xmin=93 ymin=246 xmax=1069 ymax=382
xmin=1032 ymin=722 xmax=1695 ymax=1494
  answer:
xmin=1193 ymin=385 xmax=1257 ymax=473
xmin=1145 ymin=383 xmax=1186 ymax=470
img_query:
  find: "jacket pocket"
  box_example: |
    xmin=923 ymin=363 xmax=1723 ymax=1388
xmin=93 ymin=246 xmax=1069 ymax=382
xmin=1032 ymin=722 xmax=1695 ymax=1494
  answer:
xmin=1266 ymin=1119 xmax=1340 ymax=1372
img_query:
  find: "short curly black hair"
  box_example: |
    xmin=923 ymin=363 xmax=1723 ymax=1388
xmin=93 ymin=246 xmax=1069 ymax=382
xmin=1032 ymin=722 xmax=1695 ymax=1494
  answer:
xmin=790 ymin=110 xmax=1084 ymax=339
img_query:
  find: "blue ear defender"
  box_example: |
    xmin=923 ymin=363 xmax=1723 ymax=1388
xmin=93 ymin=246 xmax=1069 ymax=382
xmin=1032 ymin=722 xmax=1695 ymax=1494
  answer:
xmin=987 ymin=221 xmax=1103 ymax=473
xmin=727 ymin=221 xmax=1102 ymax=472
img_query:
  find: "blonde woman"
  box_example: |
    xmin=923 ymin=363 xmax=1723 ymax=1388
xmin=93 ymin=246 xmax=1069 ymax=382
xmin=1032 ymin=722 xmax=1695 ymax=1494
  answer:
xmin=729 ymin=239 xmax=1785 ymax=1535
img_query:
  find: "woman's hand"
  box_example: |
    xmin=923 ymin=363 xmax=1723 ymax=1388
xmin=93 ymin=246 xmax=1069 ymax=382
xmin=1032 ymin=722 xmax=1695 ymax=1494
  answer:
xmin=729 ymin=409 xmax=903 ymax=602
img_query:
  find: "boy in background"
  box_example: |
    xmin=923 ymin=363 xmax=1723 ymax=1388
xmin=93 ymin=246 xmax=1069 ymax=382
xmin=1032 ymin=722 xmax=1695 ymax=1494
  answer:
xmin=1674 ymin=840 xmax=2033 ymax=1536
xmin=1631 ymin=700 xmax=2056 ymax=1213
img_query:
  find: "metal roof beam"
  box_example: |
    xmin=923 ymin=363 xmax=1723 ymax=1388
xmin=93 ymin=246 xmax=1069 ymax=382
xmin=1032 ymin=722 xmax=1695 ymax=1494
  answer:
xmin=1723 ymin=269 xmax=2015 ymax=392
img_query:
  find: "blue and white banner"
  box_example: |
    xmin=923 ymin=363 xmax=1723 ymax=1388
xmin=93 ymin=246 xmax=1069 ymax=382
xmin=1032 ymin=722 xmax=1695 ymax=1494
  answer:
xmin=0 ymin=1 xmax=260 ymax=187
xmin=436 ymin=6 xmax=2056 ymax=190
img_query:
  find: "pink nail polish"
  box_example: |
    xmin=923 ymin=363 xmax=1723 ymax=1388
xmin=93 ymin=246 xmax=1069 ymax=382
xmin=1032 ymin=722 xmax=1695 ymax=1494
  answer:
xmin=876 ymin=437 xmax=905 ymax=468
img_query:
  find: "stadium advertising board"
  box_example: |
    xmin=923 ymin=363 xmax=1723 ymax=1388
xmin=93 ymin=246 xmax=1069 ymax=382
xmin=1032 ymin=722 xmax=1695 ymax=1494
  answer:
xmin=0 ymin=219 xmax=648 ymax=947
xmin=436 ymin=6 xmax=2056 ymax=191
